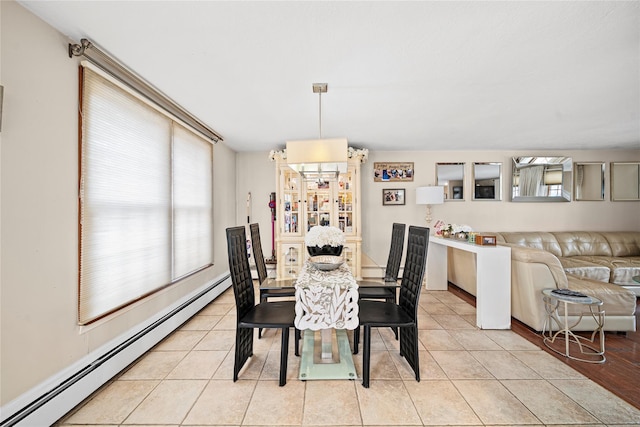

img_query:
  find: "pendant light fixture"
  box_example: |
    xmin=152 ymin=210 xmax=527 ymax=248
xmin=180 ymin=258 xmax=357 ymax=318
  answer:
xmin=286 ymin=83 xmax=348 ymax=180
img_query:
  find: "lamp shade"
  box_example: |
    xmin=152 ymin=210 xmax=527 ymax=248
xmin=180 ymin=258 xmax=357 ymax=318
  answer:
xmin=416 ymin=186 xmax=444 ymax=205
xmin=286 ymin=138 xmax=348 ymax=177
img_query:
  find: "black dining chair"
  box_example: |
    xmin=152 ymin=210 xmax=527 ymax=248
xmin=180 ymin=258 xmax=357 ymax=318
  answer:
xmin=250 ymin=223 xmax=296 ymax=338
xmin=358 ymin=223 xmax=406 ymax=303
xmin=226 ymin=226 xmax=299 ymax=386
xmin=356 ymin=223 xmax=405 ymax=340
xmin=251 ymin=224 xmax=296 ymax=303
xmin=355 ymin=225 xmax=430 ymax=388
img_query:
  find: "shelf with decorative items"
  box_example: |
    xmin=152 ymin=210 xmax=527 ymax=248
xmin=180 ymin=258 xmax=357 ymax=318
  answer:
xmin=280 ymin=167 xmax=302 ymax=235
xmin=336 ymin=172 xmax=355 ymax=235
xmin=270 ymin=147 xmax=367 ymax=280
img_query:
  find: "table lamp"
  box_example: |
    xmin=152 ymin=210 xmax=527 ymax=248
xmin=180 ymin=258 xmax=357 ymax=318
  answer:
xmin=416 ymin=186 xmax=444 ymax=224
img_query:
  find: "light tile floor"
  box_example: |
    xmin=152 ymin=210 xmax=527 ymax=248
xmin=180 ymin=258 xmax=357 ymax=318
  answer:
xmin=56 ymin=287 xmax=640 ymax=426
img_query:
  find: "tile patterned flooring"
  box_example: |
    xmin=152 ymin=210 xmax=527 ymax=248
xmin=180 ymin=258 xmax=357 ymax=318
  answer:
xmin=56 ymin=287 xmax=640 ymax=426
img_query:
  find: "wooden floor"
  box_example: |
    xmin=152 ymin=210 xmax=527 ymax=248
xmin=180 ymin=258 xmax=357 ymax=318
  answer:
xmin=448 ymin=284 xmax=640 ymax=410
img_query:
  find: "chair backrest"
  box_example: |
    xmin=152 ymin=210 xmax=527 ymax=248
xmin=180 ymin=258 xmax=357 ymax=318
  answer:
xmin=226 ymin=226 xmax=255 ymax=320
xmin=249 ymin=223 xmax=268 ymax=284
xmin=398 ymin=226 xmax=430 ymax=319
xmin=384 ymin=223 xmax=406 ymax=281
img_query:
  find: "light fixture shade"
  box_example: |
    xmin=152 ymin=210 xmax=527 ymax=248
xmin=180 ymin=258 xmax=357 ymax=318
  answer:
xmin=286 ymin=138 xmax=348 ymax=178
xmin=416 ymin=186 xmax=444 ymax=205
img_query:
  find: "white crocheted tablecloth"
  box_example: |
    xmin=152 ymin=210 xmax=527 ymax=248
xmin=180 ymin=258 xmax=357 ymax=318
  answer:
xmin=294 ymin=262 xmax=359 ymax=330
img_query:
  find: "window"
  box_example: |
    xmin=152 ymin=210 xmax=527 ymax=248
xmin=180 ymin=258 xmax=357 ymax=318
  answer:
xmin=79 ymin=65 xmax=213 ymax=324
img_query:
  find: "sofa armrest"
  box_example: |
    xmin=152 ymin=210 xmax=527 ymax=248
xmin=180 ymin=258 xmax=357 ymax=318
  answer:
xmin=500 ymin=243 xmax=569 ymax=330
xmin=502 ymin=243 xmax=568 ymax=288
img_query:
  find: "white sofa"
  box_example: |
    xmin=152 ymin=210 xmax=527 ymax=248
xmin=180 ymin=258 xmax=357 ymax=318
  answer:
xmin=447 ymin=231 xmax=638 ymax=332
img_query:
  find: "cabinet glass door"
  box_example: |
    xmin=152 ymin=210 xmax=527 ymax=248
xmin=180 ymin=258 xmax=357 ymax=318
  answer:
xmin=337 ymin=171 xmax=355 ymax=235
xmin=282 ymin=243 xmax=302 ymax=278
xmin=342 ymin=243 xmax=355 ymax=271
xmin=281 ymin=169 xmax=301 ymax=235
xmin=305 ymin=180 xmax=332 ymax=230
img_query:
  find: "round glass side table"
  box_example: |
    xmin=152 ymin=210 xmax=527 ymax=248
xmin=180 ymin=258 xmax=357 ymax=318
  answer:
xmin=541 ymin=288 xmax=606 ymax=363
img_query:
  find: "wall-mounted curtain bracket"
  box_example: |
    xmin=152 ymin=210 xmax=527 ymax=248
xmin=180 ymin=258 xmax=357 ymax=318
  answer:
xmin=68 ymin=38 xmax=92 ymax=58
xmin=67 ymin=38 xmax=223 ymax=143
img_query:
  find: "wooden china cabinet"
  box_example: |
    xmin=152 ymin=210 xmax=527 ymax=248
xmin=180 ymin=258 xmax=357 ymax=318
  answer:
xmin=271 ymin=149 xmax=367 ymax=280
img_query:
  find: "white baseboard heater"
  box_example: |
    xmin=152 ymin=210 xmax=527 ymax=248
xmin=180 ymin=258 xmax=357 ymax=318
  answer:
xmin=0 ymin=275 xmax=231 ymax=427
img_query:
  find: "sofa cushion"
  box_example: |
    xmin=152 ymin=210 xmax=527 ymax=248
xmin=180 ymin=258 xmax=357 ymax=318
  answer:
xmin=569 ymin=256 xmax=640 ymax=286
xmin=601 ymin=232 xmax=640 ymax=257
xmin=565 ymin=274 xmax=637 ymax=317
xmin=498 ymin=232 xmax=562 ymax=257
xmin=552 ymin=231 xmax=612 ymax=257
xmin=610 ymin=257 xmax=640 ymax=286
xmin=558 ymin=257 xmax=610 ymax=282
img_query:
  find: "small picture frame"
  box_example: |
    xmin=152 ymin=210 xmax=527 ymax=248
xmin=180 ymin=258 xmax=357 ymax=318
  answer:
xmin=475 ymin=235 xmax=497 ymax=246
xmin=382 ymin=188 xmax=406 ymax=205
xmin=374 ymin=162 xmax=414 ymax=182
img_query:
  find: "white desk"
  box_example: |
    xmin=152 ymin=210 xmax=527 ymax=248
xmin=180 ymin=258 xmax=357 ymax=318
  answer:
xmin=427 ymin=236 xmax=511 ymax=329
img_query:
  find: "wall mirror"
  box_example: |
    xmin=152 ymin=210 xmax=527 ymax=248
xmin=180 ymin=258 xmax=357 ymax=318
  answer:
xmin=511 ymin=156 xmax=572 ymax=202
xmin=436 ymin=163 xmax=465 ymax=201
xmin=574 ymin=162 xmax=605 ymax=201
xmin=611 ymin=162 xmax=640 ymax=201
xmin=472 ymin=162 xmax=502 ymax=201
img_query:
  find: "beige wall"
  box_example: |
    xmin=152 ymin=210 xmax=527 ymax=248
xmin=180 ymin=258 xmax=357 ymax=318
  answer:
xmin=362 ymin=150 xmax=639 ymax=264
xmin=239 ymin=149 xmax=639 ymax=267
xmin=1 ymin=1 xmax=237 ymax=405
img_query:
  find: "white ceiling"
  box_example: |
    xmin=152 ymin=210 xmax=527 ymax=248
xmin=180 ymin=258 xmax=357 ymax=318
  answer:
xmin=17 ymin=1 xmax=640 ymax=153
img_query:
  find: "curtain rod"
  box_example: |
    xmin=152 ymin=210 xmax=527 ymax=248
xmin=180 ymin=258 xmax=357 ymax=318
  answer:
xmin=68 ymin=38 xmax=223 ymax=143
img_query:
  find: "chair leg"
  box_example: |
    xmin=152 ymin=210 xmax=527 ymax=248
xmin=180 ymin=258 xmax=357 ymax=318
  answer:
xmin=353 ymin=326 xmax=360 ymax=354
xmin=389 ymin=295 xmax=399 ymax=340
xmin=258 ymin=293 xmax=267 ymax=339
xmin=362 ymin=325 xmax=371 ymax=388
xmin=294 ymin=328 xmax=301 ymax=357
xmin=279 ymin=327 xmax=290 ymax=386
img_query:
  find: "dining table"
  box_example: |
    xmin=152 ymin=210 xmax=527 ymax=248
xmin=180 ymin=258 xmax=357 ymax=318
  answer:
xmin=260 ymin=261 xmax=401 ymax=380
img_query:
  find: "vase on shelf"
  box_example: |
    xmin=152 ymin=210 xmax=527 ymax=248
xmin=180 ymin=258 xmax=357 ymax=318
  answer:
xmin=441 ymin=230 xmax=451 ymax=238
xmin=307 ymin=245 xmax=343 ymax=257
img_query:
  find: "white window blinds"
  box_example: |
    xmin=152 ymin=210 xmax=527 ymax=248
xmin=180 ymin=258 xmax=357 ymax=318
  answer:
xmin=79 ymin=66 xmax=213 ymax=324
xmin=173 ymin=124 xmax=213 ymax=278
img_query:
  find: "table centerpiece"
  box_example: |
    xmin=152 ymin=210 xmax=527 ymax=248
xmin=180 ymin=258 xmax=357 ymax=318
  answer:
xmin=305 ymin=225 xmax=345 ymax=256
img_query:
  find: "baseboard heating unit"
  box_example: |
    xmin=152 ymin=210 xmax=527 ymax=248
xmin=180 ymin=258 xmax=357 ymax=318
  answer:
xmin=0 ymin=275 xmax=231 ymax=427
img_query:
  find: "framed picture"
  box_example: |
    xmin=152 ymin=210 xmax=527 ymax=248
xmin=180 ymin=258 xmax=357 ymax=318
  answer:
xmin=382 ymin=188 xmax=406 ymax=205
xmin=475 ymin=234 xmax=497 ymax=246
xmin=373 ymin=162 xmax=414 ymax=182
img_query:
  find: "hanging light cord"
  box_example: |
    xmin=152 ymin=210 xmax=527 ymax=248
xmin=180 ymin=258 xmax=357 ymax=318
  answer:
xmin=318 ymin=90 xmax=323 ymax=139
